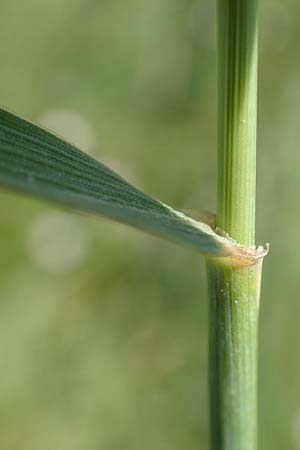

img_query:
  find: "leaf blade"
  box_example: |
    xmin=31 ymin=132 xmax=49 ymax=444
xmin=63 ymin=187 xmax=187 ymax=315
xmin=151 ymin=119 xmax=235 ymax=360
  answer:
xmin=0 ymin=107 xmax=235 ymax=257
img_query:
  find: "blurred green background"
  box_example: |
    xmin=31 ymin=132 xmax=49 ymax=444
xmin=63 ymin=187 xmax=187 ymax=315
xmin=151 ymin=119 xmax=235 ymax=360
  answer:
xmin=0 ymin=1 xmax=299 ymax=449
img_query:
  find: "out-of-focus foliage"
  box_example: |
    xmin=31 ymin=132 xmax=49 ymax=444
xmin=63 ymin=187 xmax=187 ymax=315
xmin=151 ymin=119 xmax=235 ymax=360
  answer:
xmin=0 ymin=1 xmax=299 ymax=449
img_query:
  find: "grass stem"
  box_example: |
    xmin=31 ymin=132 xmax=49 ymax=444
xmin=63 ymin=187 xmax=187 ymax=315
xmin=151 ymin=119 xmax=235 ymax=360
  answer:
xmin=207 ymin=1 xmax=261 ymax=449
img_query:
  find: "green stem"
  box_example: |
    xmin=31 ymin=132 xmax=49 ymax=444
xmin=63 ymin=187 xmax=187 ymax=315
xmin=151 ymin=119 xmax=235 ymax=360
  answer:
xmin=207 ymin=260 xmax=261 ymax=450
xmin=207 ymin=1 xmax=261 ymax=449
xmin=217 ymin=0 xmax=258 ymax=246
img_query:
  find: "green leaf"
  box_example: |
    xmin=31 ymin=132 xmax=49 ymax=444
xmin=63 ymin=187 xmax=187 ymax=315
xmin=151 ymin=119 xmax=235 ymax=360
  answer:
xmin=0 ymin=107 xmax=245 ymax=258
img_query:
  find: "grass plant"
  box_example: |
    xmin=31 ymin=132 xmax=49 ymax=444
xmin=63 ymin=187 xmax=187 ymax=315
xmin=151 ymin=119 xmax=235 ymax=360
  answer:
xmin=0 ymin=1 xmax=267 ymax=448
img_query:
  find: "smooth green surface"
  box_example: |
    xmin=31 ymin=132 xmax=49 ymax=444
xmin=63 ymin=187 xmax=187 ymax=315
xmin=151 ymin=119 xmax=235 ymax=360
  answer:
xmin=0 ymin=107 xmax=232 ymax=258
xmin=0 ymin=1 xmax=298 ymax=450
xmin=217 ymin=0 xmax=258 ymax=246
xmin=207 ymin=1 xmax=260 ymax=449
xmin=207 ymin=260 xmax=261 ymax=450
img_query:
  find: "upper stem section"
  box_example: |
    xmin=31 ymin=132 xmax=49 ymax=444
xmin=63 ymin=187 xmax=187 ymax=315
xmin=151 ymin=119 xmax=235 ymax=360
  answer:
xmin=217 ymin=0 xmax=258 ymax=246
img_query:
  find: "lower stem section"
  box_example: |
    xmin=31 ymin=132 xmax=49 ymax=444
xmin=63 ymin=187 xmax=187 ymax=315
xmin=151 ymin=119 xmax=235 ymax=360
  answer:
xmin=206 ymin=258 xmax=262 ymax=450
